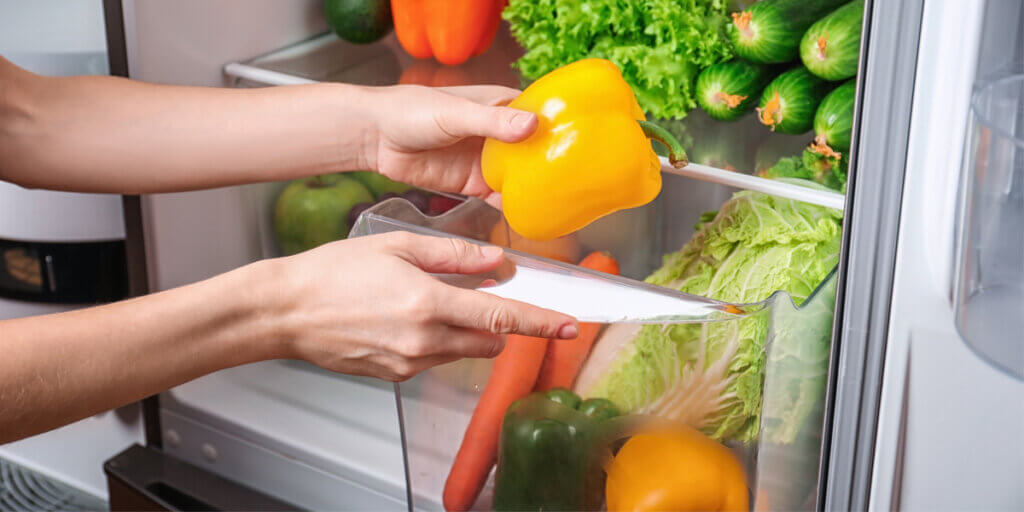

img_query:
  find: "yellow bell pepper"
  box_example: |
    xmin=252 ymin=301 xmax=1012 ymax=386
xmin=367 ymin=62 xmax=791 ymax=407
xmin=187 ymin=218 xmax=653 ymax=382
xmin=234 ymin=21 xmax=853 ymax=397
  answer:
xmin=481 ymin=59 xmax=687 ymax=241
xmin=605 ymin=428 xmax=749 ymax=512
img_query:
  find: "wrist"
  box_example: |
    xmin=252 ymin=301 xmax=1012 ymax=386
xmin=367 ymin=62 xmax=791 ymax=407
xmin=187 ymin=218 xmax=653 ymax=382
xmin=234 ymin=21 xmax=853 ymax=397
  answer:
xmin=321 ymin=82 xmax=381 ymax=173
xmin=231 ymin=257 xmax=298 ymax=361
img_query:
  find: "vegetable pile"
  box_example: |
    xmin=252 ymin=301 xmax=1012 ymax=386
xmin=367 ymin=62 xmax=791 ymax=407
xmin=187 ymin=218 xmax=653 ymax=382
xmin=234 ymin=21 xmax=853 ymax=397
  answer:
xmin=575 ymin=185 xmax=843 ymax=443
xmin=728 ymin=0 xmax=848 ymax=63
xmin=503 ymin=0 xmax=735 ymax=120
xmin=444 ymin=252 xmax=620 ymax=512
xmin=692 ymin=0 xmax=864 ymax=186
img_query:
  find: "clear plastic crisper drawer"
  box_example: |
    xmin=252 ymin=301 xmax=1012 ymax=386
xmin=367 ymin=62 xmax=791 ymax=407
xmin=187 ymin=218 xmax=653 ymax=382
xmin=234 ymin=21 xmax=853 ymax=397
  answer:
xmin=349 ymin=171 xmax=840 ymax=512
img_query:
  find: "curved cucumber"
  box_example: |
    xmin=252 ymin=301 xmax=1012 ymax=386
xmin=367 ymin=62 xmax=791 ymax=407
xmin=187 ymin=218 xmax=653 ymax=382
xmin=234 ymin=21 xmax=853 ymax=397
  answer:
xmin=729 ymin=0 xmax=849 ymax=63
xmin=757 ymin=67 xmax=834 ymax=134
xmin=800 ymin=1 xmax=864 ymax=80
xmin=813 ymin=79 xmax=857 ymax=150
xmin=696 ymin=60 xmax=776 ymax=121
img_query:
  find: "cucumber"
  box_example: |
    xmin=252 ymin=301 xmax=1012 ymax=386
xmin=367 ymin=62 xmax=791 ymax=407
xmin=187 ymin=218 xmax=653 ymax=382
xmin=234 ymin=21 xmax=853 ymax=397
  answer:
xmin=696 ymin=60 xmax=776 ymax=121
xmin=324 ymin=0 xmax=393 ymax=44
xmin=813 ymin=79 xmax=856 ymax=151
xmin=728 ymin=0 xmax=849 ymax=63
xmin=801 ymin=1 xmax=864 ymax=80
xmin=757 ymin=67 xmax=834 ymax=134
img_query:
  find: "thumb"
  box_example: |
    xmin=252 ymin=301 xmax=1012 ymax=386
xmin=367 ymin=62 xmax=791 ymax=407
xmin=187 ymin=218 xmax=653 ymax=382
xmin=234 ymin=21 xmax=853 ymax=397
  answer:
xmin=387 ymin=233 xmax=505 ymax=275
xmin=437 ymin=97 xmax=538 ymax=143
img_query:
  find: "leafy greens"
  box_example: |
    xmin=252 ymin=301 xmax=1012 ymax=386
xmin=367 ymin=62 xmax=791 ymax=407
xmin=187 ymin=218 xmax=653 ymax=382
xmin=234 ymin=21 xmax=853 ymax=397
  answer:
xmin=504 ymin=0 xmax=735 ymax=119
xmin=580 ymin=184 xmax=842 ymax=443
xmin=760 ymin=150 xmax=848 ymax=192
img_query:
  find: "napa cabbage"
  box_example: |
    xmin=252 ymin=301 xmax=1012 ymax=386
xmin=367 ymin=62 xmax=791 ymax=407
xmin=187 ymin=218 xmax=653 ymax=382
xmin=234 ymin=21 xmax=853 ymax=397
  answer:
xmin=579 ymin=184 xmax=842 ymax=443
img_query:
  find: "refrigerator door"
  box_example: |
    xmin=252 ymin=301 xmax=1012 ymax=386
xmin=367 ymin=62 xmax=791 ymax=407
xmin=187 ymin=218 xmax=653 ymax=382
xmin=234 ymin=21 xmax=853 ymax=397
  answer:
xmin=831 ymin=0 xmax=1024 ymax=510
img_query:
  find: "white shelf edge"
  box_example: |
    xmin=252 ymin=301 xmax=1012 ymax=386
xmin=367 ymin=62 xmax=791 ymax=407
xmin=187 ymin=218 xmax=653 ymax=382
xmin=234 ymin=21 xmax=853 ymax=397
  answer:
xmin=224 ymin=62 xmax=317 ymax=86
xmin=663 ymin=158 xmax=847 ymax=211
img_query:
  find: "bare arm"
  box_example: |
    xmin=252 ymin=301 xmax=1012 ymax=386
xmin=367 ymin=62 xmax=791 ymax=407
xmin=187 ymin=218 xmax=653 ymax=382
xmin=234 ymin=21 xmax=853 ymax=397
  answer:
xmin=0 ymin=257 xmax=276 ymax=443
xmin=0 ymin=55 xmax=535 ymax=196
xmin=0 ymin=233 xmax=576 ymax=444
xmin=0 ymin=55 xmax=565 ymax=444
xmin=0 ymin=55 xmax=370 ymax=193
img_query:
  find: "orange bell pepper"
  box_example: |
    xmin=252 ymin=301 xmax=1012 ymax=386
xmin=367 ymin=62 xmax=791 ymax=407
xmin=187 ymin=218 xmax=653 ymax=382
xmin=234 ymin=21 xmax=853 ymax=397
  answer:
xmin=391 ymin=0 xmax=506 ymax=66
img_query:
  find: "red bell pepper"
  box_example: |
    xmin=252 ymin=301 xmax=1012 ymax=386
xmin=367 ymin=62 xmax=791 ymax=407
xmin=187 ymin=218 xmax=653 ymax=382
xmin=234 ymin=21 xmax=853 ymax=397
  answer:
xmin=391 ymin=0 xmax=506 ymax=66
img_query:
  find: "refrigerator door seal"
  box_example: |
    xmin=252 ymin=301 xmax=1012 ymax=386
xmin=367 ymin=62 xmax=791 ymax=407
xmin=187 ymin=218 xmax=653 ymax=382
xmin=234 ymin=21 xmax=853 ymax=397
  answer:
xmin=820 ymin=0 xmax=924 ymax=510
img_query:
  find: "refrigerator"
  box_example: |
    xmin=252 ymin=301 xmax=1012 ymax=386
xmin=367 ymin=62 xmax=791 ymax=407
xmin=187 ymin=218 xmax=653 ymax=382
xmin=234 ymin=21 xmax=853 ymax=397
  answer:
xmin=100 ymin=0 xmax=1023 ymax=511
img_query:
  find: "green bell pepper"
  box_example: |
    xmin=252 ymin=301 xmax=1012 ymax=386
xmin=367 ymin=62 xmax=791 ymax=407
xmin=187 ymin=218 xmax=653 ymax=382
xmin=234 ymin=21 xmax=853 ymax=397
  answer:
xmin=493 ymin=389 xmax=620 ymax=512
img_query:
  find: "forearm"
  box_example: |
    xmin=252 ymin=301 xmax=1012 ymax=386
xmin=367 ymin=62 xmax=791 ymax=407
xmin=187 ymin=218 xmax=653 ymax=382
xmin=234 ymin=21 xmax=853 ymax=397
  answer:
xmin=0 ymin=259 xmax=284 ymax=443
xmin=0 ymin=56 xmax=375 ymax=193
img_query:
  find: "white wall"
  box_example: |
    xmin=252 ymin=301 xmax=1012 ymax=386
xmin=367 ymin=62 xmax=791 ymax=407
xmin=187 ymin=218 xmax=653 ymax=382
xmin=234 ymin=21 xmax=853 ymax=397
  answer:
xmin=0 ymin=0 xmax=109 ymax=74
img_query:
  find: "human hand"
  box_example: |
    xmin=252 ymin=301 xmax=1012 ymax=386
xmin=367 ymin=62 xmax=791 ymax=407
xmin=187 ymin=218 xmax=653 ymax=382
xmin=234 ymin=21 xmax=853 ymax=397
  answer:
xmin=263 ymin=231 xmax=576 ymax=382
xmin=359 ymin=85 xmax=538 ymax=207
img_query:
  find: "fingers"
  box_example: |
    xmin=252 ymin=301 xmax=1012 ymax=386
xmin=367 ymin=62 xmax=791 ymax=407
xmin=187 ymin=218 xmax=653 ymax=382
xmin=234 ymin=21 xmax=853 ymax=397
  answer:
xmin=435 ymin=95 xmax=538 ymax=143
xmin=439 ymin=287 xmax=579 ymax=340
xmin=483 ymin=192 xmax=502 ymax=210
xmin=439 ymin=327 xmax=505 ymax=359
xmin=385 ymin=232 xmax=505 ymax=274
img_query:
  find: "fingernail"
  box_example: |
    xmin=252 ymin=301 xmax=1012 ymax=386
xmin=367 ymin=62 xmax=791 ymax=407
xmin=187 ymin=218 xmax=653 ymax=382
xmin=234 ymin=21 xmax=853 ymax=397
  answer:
xmin=558 ymin=323 xmax=579 ymax=339
xmin=509 ymin=111 xmax=536 ymax=133
xmin=481 ymin=245 xmax=504 ymax=259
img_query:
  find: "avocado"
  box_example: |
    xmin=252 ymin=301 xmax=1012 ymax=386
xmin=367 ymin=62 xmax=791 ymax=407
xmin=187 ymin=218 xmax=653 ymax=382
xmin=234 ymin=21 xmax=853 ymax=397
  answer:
xmin=324 ymin=0 xmax=393 ymax=45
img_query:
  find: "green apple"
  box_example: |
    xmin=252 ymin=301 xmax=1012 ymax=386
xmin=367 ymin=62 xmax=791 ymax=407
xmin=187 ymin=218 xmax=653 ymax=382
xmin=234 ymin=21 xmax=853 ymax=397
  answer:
xmin=347 ymin=171 xmax=411 ymax=199
xmin=274 ymin=174 xmax=374 ymax=255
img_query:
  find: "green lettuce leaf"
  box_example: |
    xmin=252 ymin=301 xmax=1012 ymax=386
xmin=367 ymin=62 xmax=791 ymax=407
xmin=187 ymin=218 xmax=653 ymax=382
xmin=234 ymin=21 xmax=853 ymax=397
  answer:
xmin=504 ymin=0 xmax=734 ymax=119
xmin=581 ymin=185 xmax=842 ymax=443
xmin=760 ymin=150 xmax=848 ymax=192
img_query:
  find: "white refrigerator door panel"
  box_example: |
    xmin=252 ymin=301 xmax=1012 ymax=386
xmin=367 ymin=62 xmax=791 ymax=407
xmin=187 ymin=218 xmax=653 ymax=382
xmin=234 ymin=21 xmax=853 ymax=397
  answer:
xmin=875 ymin=1 xmax=1024 ymax=510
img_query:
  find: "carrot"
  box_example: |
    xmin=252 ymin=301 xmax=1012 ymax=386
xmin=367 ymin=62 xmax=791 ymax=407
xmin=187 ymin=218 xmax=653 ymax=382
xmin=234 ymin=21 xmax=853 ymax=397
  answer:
xmin=442 ymin=334 xmax=549 ymax=512
xmin=576 ymin=250 xmax=621 ymax=276
xmin=534 ymin=251 xmax=620 ymax=392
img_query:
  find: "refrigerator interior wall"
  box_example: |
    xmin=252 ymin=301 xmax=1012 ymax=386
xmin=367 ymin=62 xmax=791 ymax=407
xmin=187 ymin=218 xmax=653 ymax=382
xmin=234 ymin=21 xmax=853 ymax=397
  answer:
xmin=872 ymin=0 xmax=1024 ymax=510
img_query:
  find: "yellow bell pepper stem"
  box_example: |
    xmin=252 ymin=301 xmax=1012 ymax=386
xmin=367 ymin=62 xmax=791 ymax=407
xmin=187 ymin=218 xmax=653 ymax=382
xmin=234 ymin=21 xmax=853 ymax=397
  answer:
xmin=638 ymin=120 xmax=689 ymax=169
